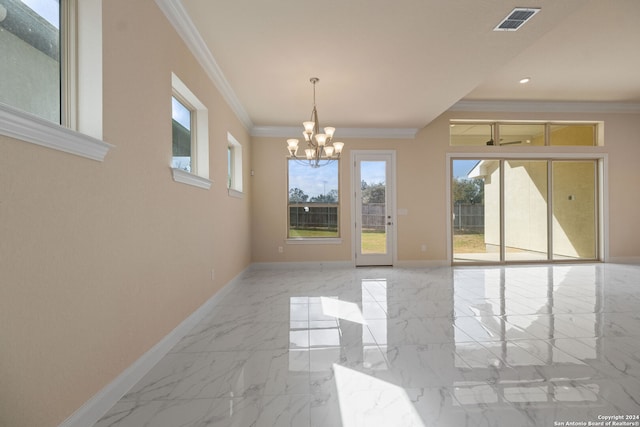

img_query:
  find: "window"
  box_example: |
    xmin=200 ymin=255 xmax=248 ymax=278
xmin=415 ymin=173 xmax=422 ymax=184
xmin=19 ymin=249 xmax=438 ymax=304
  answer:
xmin=228 ymin=146 xmax=232 ymax=187
xmin=498 ymin=124 xmax=545 ymax=146
xmin=0 ymin=0 xmax=109 ymax=161
xmin=288 ymin=160 xmax=340 ymax=239
xmin=171 ymin=96 xmax=192 ymax=172
xmin=549 ymin=124 xmax=596 ymax=146
xmin=450 ymin=121 xmax=600 ymax=147
xmin=170 ymin=73 xmax=210 ymax=189
xmin=227 ymin=132 xmax=243 ymax=197
xmin=1 ymin=0 xmax=62 ymax=123
xmin=451 ymin=157 xmax=600 ymax=263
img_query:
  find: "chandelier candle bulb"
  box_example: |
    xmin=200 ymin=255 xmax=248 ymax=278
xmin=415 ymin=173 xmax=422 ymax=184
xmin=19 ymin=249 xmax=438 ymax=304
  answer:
xmin=323 ymin=146 xmax=334 ymax=157
xmin=315 ymin=133 xmax=327 ymax=146
xmin=324 ymin=127 xmax=335 ymax=138
xmin=303 ymin=121 xmax=315 ymax=133
xmin=333 ymin=141 xmax=344 ymax=153
xmin=305 ymin=148 xmax=314 ymax=160
xmin=287 ymin=139 xmax=299 ymax=156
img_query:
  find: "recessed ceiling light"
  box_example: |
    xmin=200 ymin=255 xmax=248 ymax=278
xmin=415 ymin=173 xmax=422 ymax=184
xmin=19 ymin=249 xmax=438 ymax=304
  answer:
xmin=519 ymin=77 xmax=531 ymax=84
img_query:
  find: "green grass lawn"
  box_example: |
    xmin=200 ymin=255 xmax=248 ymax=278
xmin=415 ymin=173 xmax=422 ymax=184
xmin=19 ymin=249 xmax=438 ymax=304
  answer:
xmin=453 ymin=233 xmax=486 ymax=253
xmin=361 ymin=231 xmax=386 ymax=253
xmin=289 ymin=229 xmax=338 ymax=238
xmin=291 ymin=229 xmax=485 ymax=254
xmin=289 ymin=229 xmax=388 ymax=254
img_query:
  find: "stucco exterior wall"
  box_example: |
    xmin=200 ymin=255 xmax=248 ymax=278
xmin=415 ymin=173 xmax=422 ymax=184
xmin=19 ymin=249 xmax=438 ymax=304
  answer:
xmin=0 ymin=29 xmax=59 ymax=122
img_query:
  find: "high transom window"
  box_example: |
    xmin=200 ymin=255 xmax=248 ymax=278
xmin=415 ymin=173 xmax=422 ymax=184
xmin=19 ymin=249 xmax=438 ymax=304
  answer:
xmin=450 ymin=121 xmax=600 ymax=147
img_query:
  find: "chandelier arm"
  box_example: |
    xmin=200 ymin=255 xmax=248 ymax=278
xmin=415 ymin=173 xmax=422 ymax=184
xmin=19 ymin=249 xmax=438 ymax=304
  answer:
xmin=290 ymin=156 xmax=337 ymax=169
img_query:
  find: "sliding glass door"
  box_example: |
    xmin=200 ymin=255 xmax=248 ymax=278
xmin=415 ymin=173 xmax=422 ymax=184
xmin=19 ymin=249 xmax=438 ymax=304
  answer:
xmin=452 ymin=159 xmax=500 ymax=262
xmin=452 ymin=158 xmax=599 ymax=264
xmin=504 ymin=160 xmax=548 ymax=261
xmin=552 ymin=161 xmax=597 ymax=260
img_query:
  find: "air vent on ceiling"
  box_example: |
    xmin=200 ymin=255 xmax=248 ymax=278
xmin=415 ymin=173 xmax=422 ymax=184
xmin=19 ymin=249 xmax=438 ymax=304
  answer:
xmin=494 ymin=8 xmax=541 ymax=31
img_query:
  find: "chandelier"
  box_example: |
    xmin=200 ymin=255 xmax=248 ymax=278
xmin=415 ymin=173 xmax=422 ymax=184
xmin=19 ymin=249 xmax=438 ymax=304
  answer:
xmin=286 ymin=77 xmax=344 ymax=168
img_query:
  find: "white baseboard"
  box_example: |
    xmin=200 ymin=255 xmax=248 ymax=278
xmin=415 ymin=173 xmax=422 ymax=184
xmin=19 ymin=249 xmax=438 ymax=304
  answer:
xmin=608 ymin=256 xmax=640 ymax=265
xmin=250 ymin=260 xmax=451 ymax=270
xmin=394 ymin=260 xmax=450 ymax=268
xmin=58 ymin=269 xmax=246 ymax=427
xmin=250 ymin=261 xmax=353 ymax=270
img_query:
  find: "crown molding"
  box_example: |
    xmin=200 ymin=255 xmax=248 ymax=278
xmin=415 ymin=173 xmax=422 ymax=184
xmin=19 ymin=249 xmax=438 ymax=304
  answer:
xmin=251 ymin=126 xmax=418 ymax=139
xmin=451 ymin=100 xmax=640 ymax=114
xmin=155 ymin=0 xmax=253 ymax=130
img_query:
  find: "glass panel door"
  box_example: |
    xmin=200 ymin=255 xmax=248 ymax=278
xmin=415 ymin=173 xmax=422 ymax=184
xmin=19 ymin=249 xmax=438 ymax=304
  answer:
xmin=452 ymin=159 xmax=500 ymax=263
xmin=504 ymin=160 xmax=549 ymax=261
xmin=452 ymin=158 xmax=599 ymax=264
xmin=355 ymin=153 xmax=393 ymax=266
xmin=552 ymin=161 xmax=597 ymax=260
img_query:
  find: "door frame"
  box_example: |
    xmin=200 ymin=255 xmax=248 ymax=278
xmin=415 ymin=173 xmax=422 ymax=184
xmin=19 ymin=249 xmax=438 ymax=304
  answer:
xmin=446 ymin=152 xmax=609 ymax=265
xmin=351 ymin=150 xmax=397 ymax=266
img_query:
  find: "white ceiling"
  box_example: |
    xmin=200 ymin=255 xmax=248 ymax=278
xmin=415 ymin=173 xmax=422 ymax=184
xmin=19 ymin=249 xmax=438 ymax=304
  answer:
xmin=162 ymin=0 xmax=640 ymax=132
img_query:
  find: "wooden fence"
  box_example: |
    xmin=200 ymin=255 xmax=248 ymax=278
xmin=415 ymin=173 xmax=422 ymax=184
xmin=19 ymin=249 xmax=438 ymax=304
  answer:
xmin=288 ymin=203 xmax=388 ymax=231
xmin=289 ymin=204 xmax=338 ymax=230
xmin=361 ymin=203 xmax=386 ymax=231
xmin=289 ymin=202 xmax=484 ymax=233
xmin=453 ymin=203 xmax=484 ymax=233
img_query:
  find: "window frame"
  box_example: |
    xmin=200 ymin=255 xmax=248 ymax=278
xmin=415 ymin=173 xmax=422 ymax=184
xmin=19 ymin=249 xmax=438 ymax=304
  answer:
xmin=171 ymin=94 xmax=195 ymax=173
xmin=286 ymin=159 xmax=342 ymax=244
xmin=227 ymin=132 xmax=243 ymax=198
xmin=0 ymin=0 xmax=110 ymax=161
xmin=449 ymin=120 xmax=602 ymax=147
xmin=447 ymin=152 xmax=607 ymax=265
xmin=170 ymin=72 xmax=211 ymax=190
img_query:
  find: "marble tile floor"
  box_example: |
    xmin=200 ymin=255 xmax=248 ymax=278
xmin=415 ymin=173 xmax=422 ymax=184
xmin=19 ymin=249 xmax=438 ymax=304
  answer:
xmin=94 ymin=263 xmax=640 ymax=427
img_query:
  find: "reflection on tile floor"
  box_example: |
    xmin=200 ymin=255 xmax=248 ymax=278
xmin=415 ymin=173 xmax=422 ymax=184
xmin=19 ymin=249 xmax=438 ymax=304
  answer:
xmin=94 ymin=264 xmax=640 ymax=426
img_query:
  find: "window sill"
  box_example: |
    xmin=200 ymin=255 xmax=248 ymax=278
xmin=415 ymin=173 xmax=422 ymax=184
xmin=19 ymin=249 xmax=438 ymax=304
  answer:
xmin=228 ymin=188 xmax=244 ymax=199
xmin=171 ymin=168 xmax=212 ymax=190
xmin=0 ymin=103 xmax=112 ymax=161
xmin=286 ymin=238 xmax=343 ymax=245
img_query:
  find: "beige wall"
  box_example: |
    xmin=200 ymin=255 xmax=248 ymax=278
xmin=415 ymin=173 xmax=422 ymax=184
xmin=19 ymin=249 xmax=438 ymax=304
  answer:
xmin=0 ymin=1 xmax=251 ymax=426
xmin=2 ymin=2 xmax=640 ymax=427
xmin=251 ymin=135 xmax=450 ymax=263
xmin=252 ymin=110 xmax=640 ymax=264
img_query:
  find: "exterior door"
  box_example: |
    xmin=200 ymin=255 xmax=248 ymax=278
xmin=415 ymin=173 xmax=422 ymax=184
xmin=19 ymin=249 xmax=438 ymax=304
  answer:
xmin=354 ymin=152 xmax=395 ymax=266
xmin=451 ymin=157 xmax=599 ymax=264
